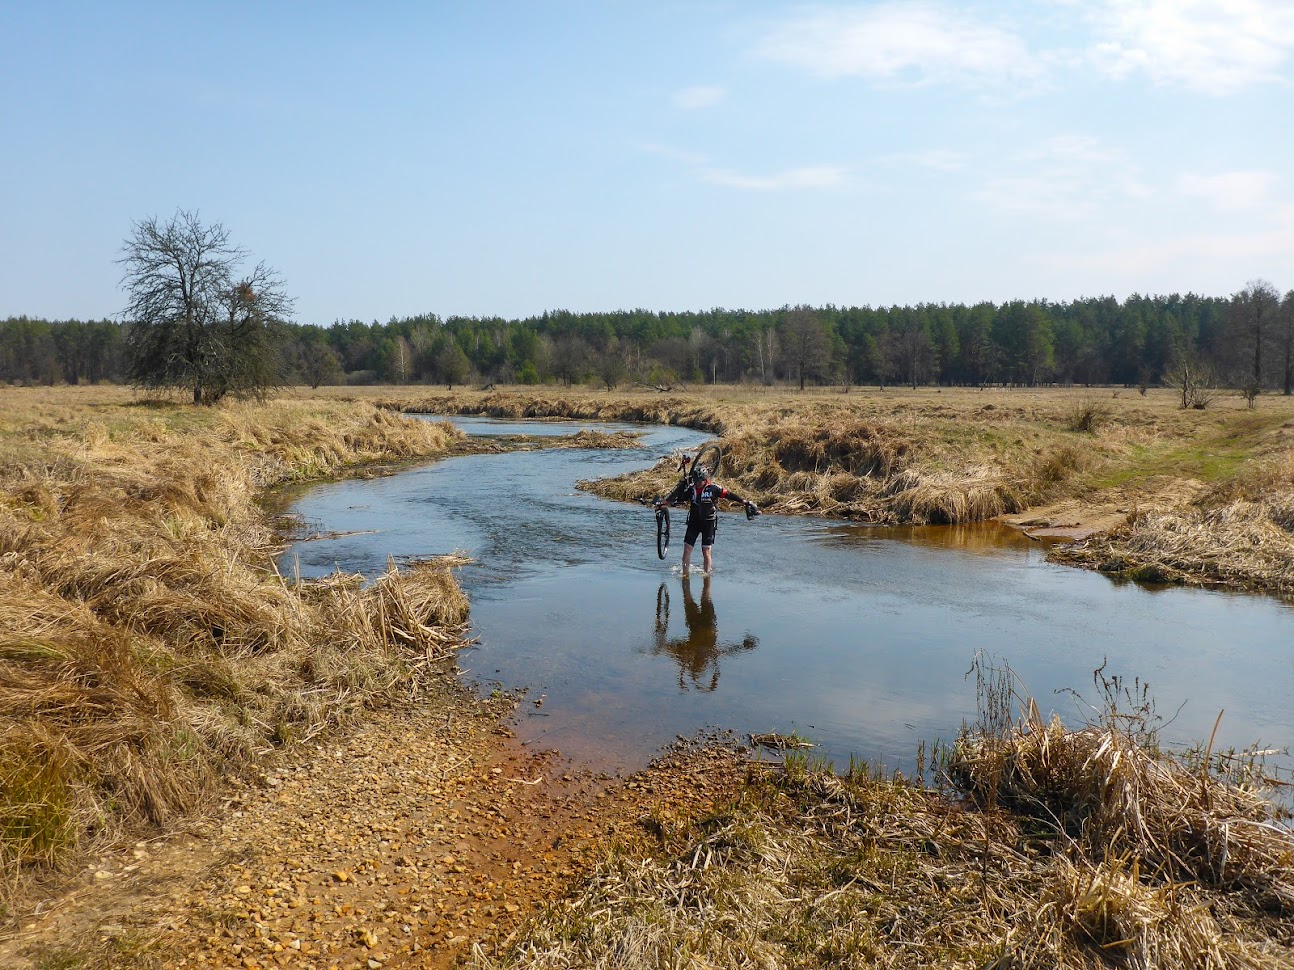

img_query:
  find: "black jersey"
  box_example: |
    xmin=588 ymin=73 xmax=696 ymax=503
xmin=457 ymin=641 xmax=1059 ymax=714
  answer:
xmin=665 ymin=478 xmax=742 ymax=524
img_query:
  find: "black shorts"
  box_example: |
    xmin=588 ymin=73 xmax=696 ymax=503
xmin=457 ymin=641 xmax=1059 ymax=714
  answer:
xmin=684 ymin=515 xmax=717 ymax=548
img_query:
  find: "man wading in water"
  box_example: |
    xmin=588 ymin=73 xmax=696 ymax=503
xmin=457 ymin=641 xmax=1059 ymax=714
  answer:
xmin=655 ymin=459 xmax=758 ymax=575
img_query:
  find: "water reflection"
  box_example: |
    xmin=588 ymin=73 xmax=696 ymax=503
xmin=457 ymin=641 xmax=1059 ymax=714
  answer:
xmin=818 ymin=520 xmax=1035 ymax=554
xmin=647 ymin=574 xmax=759 ymax=691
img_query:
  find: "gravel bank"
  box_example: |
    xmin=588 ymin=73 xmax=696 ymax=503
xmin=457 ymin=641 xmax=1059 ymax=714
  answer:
xmin=0 ymin=665 xmax=746 ymax=970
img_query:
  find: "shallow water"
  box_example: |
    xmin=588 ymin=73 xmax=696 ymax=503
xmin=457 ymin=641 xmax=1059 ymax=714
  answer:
xmin=279 ymin=417 xmax=1294 ymax=780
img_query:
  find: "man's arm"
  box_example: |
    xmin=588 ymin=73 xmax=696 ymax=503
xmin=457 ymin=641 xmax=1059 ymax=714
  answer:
xmin=660 ymin=478 xmax=687 ymax=506
xmin=717 ymin=485 xmax=756 ymax=512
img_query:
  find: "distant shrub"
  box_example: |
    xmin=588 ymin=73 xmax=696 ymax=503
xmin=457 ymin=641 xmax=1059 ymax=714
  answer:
xmin=1067 ymin=398 xmax=1111 ymax=433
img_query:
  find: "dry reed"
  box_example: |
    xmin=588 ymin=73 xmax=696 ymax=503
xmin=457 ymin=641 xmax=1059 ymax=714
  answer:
xmin=584 ymin=415 xmax=1053 ymax=525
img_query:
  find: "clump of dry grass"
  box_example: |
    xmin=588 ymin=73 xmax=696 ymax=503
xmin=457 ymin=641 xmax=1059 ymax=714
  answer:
xmin=381 ymin=391 xmax=726 ymax=435
xmin=0 ymin=390 xmax=470 ymax=898
xmin=586 ymin=416 xmax=1053 ymax=525
xmin=474 ymin=756 xmax=1291 ymax=969
xmin=884 ymin=466 xmax=1027 ymax=524
xmin=954 ymin=713 xmax=1294 ymax=910
xmin=1066 ymin=398 xmax=1113 ymax=433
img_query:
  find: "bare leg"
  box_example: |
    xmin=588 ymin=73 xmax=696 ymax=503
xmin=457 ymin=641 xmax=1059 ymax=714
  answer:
xmin=701 ymin=545 xmax=713 ymax=573
xmin=681 ymin=541 xmax=694 ymax=573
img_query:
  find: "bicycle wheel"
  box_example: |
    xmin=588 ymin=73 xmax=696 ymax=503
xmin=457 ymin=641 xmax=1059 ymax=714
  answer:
xmin=656 ymin=506 xmax=670 ymax=559
xmin=691 ymin=442 xmax=723 ymax=478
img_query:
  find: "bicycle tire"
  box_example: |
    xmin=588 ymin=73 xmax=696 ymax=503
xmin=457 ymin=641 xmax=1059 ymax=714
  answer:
xmin=691 ymin=442 xmax=723 ymax=478
xmin=656 ymin=506 xmax=670 ymax=559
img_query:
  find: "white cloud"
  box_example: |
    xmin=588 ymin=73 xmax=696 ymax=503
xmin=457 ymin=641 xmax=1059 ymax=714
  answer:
xmin=639 ymin=142 xmax=710 ymax=166
xmin=1085 ymin=0 xmax=1294 ymax=94
xmin=1023 ymin=134 xmax=1126 ymax=166
xmin=973 ymin=134 xmax=1149 ymax=220
xmin=702 ymin=165 xmax=849 ymax=191
xmin=1178 ymin=170 xmax=1279 ymax=211
xmin=879 ymin=149 xmax=967 ymax=171
xmin=753 ymin=3 xmax=1040 ymax=85
xmin=673 ymin=85 xmax=726 ymax=109
xmin=1063 ymin=205 xmax=1294 ymax=278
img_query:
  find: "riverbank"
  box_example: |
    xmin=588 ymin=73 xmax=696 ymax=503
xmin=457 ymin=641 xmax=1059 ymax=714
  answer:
xmin=0 ymin=388 xmax=474 ymax=911
xmin=368 ymin=384 xmax=1294 ymax=597
xmin=0 ymin=387 xmax=729 ymax=967
xmin=3 ymin=384 xmax=1292 ymax=969
xmin=0 ymin=666 xmax=750 ymax=970
xmin=472 ymin=698 xmax=1294 ymax=970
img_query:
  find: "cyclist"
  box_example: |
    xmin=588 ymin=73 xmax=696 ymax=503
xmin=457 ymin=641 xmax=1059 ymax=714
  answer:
xmin=656 ymin=457 xmax=758 ymax=574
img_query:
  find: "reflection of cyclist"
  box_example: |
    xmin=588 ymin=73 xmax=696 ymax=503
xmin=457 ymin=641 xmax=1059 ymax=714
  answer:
xmin=656 ymin=460 xmax=757 ymax=574
xmin=651 ymin=574 xmax=758 ymax=691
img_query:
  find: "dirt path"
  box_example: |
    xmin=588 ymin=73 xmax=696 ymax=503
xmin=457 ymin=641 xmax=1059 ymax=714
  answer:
xmin=0 ymin=667 xmax=746 ymax=970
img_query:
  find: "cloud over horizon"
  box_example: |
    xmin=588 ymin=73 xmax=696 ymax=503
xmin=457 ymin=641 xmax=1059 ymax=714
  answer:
xmin=753 ymin=3 xmax=1041 ymax=86
xmin=702 ymin=165 xmax=850 ymax=191
xmin=673 ymin=85 xmax=726 ymax=109
xmin=1085 ymin=0 xmax=1294 ymax=94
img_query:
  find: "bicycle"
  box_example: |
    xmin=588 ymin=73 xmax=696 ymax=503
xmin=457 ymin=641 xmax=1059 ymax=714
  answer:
xmin=648 ymin=442 xmax=758 ymax=558
xmin=654 ymin=501 xmax=671 ymax=560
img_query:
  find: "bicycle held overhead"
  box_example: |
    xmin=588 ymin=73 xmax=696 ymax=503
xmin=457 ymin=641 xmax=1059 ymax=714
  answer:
xmin=651 ymin=443 xmax=759 ymax=573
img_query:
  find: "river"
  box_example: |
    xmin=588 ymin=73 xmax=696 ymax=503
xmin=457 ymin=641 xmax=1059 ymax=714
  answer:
xmin=278 ymin=416 xmax=1294 ymax=782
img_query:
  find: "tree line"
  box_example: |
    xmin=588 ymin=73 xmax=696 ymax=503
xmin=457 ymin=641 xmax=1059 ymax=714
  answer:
xmin=5 ymin=212 xmax=1293 ymax=400
xmin=9 ymin=285 xmax=1293 ymax=393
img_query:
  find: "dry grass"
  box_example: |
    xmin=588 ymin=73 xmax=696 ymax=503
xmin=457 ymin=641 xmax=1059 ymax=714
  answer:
xmin=0 ymin=387 xmax=470 ymax=899
xmin=472 ymin=665 xmax=1294 ymax=970
xmin=471 ymin=764 xmax=1292 ymax=969
xmin=1056 ymin=451 xmax=1294 ymax=593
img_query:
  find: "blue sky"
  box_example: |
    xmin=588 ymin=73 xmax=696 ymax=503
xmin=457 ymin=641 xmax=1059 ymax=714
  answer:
xmin=3 ymin=1 xmax=1293 ymax=325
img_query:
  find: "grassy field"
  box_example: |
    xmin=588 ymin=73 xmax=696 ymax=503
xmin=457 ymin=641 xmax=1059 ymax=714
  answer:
xmin=2 ymin=383 xmax=1292 ymax=968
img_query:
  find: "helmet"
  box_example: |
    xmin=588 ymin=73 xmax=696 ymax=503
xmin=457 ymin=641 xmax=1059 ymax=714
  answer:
xmin=691 ymin=463 xmax=710 ymax=483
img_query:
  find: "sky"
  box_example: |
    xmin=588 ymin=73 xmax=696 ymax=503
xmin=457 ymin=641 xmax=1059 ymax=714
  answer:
xmin=3 ymin=0 xmax=1293 ymax=325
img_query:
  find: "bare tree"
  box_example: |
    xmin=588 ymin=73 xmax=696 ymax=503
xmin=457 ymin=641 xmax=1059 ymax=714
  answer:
xmin=752 ymin=326 xmax=776 ymax=384
xmin=895 ymin=316 xmax=936 ymax=388
xmin=866 ymin=329 xmax=896 ymax=389
xmin=300 ymin=341 xmax=343 ymax=388
xmin=1163 ymin=346 xmax=1218 ymax=410
xmin=596 ymin=336 xmax=628 ymax=390
xmin=119 ymin=210 xmax=292 ymax=404
xmin=779 ymin=305 xmax=830 ymax=390
xmin=383 ymin=335 xmax=412 ymax=383
xmin=550 ymin=334 xmax=590 ymax=387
